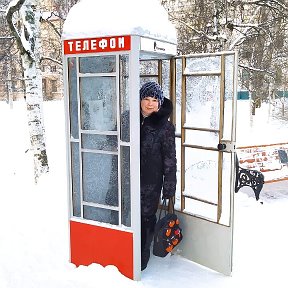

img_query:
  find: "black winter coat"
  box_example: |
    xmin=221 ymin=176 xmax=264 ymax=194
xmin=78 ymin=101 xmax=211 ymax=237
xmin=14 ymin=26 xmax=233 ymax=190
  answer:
xmin=140 ymin=97 xmax=177 ymax=217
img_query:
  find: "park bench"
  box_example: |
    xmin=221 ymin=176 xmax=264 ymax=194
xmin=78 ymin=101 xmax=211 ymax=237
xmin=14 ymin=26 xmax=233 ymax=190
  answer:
xmin=235 ymin=154 xmax=265 ymax=201
xmin=278 ymin=149 xmax=288 ymax=167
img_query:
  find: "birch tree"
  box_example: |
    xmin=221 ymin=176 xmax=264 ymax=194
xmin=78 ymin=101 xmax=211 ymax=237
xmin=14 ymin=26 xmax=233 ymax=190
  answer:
xmin=6 ymin=0 xmax=49 ymax=183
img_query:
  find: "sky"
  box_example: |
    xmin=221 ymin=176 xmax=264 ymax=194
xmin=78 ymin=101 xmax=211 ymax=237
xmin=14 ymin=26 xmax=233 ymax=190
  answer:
xmin=1 ymin=0 xmax=288 ymax=287
xmin=0 ymin=100 xmax=288 ymax=288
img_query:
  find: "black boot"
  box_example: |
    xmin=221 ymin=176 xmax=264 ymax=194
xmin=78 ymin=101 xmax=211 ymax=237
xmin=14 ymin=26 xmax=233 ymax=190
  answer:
xmin=141 ymin=215 xmax=156 ymax=271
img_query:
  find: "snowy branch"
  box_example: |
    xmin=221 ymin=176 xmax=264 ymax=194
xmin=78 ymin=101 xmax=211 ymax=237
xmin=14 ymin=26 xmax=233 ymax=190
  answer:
xmin=40 ymin=56 xmax=62 ymax=66
xmin=241 ymin=0 xmax=288 ymax=12
xmin=229 ymin=6 xmax=261 ymax=50
xmin=239 ymin=63 xmax=274 ymax=75
xmin=40 ymin=12 xmax=62 ymax=38
xmin=0 ymin=36 xmax=14 ymax=39
xmin=5 ymin=0 xmax=31 ymax=58
xmin=41 ymin=11 xmax=65 ymax=21
xmin=168 ymin=13 xmax=227 ymax=42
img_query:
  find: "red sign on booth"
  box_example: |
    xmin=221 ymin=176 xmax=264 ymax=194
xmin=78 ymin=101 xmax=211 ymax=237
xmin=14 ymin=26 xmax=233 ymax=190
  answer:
xmin=63 ymin=35 xmax=131 ymax=55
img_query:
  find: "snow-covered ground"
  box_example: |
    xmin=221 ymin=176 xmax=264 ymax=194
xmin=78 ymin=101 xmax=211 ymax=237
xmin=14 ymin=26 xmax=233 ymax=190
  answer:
xmin=0 ymin=100 xmax=288 ymax=288
xmin=236 ymin=99 xmax=288 ymax=147
xmin=236 ymin=99 xmax=288 ymax=182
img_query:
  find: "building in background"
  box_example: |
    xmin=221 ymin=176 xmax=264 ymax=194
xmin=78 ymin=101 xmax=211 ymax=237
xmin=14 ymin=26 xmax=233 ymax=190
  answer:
xmin=0 ymin=0 xmax=76 ymax=102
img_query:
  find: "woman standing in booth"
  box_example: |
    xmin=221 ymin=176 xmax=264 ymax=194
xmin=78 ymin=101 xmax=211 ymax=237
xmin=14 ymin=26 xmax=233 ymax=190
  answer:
xmin=139 ymin=81 xmax=177 ymax=271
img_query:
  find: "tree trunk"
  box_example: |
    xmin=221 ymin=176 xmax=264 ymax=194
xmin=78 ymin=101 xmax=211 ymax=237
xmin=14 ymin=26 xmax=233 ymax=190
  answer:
xmin=6 ymin=0 xmax=49 ymax=183
xmin=22 ymin=52 xmax=49 ymax=183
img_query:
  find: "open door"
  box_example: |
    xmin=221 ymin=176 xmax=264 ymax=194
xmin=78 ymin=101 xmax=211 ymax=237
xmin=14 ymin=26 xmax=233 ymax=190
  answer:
xmin=139 ymin=51 xmax=237 ymax=275
xmin=173 ymin=51 xmax=238 ymax=275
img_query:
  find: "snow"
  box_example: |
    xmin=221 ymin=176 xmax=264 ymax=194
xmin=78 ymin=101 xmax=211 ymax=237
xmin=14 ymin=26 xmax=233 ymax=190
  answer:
xmin=62 ymin=0 xmax=177 ymax=43
xmin=1 ymin=99 xmax=288 ymax=288
xmin=236 ymin=99 xmax=288 ymax=147
xmin=236 ymin=99 xmax=288 ymax=181
xmin=1 ymin=0 xmax=288 ymax=286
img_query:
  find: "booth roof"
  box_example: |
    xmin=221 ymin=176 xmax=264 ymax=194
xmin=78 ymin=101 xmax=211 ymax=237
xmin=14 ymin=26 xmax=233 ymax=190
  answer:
xmin=62 ymin=0 xmax=177 ymax=44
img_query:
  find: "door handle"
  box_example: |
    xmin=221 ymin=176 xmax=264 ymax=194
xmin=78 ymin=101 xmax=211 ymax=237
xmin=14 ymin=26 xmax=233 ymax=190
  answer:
xmin=217 ymin=143 xmax=227 ymax=151
xmin=217 ymin=141 xmax=236 ymax=152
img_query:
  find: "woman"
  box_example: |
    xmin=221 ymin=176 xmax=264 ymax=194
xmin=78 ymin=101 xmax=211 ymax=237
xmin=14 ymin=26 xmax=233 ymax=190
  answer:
xmin=140 ymin=81 xmax=177 ymax=271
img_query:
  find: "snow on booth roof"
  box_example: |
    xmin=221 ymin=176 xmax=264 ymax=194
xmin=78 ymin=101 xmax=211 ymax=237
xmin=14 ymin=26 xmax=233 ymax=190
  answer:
xmin=62 ymin=0 xmax=177 ymax=44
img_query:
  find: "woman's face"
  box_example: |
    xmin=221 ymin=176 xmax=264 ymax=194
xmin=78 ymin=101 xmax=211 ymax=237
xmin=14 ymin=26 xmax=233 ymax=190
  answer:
xmin=140 ymin=97 xmax=159 ymax=116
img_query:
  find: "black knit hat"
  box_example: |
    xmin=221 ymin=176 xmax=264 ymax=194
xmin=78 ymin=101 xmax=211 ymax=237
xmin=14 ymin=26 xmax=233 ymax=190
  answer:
xmin=140 ymin=81 xmax=164 ymax=107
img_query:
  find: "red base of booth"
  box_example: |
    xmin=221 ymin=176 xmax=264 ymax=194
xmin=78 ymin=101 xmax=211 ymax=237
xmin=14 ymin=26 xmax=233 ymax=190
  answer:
xmin=70 ymin=220 xmax=134 ymax=279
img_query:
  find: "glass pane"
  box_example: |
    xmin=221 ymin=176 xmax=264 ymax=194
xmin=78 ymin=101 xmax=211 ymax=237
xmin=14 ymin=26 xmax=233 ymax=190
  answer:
xmin=184 ymin=148 xmax=218 ymax=204
xmin=68 ymin=57 xmax=79 ymax=139
xmin=223 ymin=54 xmax=236 ymax=141
xmin=140 ymin=60 xmax=158 ymax=75
xmin=121 ymin=146 xmax=131 ymax=227
xmin=185 ymin=56 xmax=221 ymax=73
xmin=80 ymin=76 xmax=117 ymax=131
xmin=185 ymin=75 xmax=220 ymax=130
xmin=175 ymin=58 xmax=182 ymax=134
xmin=121 ymin=112 xmax=130 ymax=143
xmin=220 ymin=152 xmax=233 ymax=226
xmin=83 ymin=205 xmax=118 ymax=225
xmin=140 ymin=77 xmax=158 ymax=87
xmin=79 ymin=56 xmax=116 ymax=73
xmin=82 ymin=152 xmax=118 ymax=206
xmin=223 ymin=98 xmax=234 ymax=142
xmin=82 ymin=134 xmax=118 ymax=152
xmin=120 ymin=55 xmax=130 ymax=142
xmin=185 ymin=130 xmax=219 ymax=148
xmin=71 ymin=142 xmax=81 ymax=217
xmin=185 ymin=198 xmax=217 ymax=221
xmin=161 ymin=60 xmax=171 ymax=100
xmin=224 ymin=55 xmax=235 ymax=101
xmin=175 ymin=137 xmax=181 ymax=210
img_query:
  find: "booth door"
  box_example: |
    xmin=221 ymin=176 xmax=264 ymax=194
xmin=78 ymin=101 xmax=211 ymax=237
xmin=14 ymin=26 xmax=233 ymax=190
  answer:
xmin=66 ymin=54 xmax=141 ymax=280
xmin=174 ymin=52 xmax=238 ymax=275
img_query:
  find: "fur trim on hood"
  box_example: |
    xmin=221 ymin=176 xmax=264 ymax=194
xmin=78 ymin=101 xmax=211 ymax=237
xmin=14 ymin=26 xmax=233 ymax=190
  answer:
xmin=141 ymin=97 xmax=173 ymax=129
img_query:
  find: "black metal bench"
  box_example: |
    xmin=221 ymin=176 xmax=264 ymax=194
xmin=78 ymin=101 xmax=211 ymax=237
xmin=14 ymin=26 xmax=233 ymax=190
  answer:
xmin=235 ymin=154 xmax=265 ymax=201
xmin=278 ymin=149 xmax=288 ymax=166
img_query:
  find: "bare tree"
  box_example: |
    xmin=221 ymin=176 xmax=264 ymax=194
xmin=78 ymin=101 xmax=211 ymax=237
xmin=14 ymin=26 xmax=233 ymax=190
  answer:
xmin=6 ymin=0 xmax=48 ymax=183
xmin=0 ymin=0 xmax=22 ymax=105
xmin=2 ymin=0 xmax=80 ymax=182
xmin=162 ymin=0 xmax=288 ymax=110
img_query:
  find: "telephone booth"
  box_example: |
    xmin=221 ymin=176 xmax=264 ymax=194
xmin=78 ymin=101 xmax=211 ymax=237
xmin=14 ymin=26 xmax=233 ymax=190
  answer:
xmin=62 ymin=0 xmax=177 ymax=281
xmin=62 ymin=0 xmax=238 ymax=282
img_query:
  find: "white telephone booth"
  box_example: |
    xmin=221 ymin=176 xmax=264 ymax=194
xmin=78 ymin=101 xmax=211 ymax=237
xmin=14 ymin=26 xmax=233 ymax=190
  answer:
xmin=62 ymin=0 xmax=177 ymax=281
